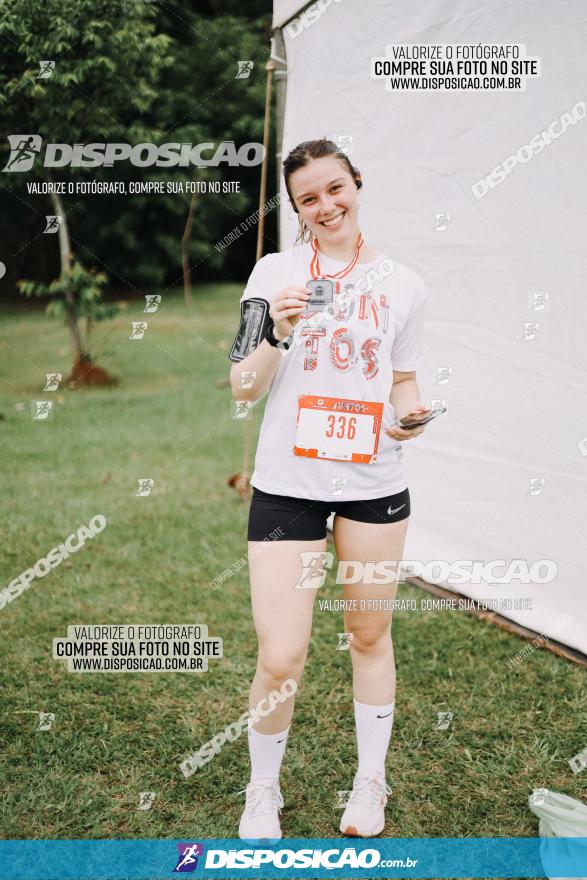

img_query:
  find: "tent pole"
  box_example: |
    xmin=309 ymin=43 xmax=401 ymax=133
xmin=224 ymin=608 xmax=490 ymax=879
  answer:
xmin=272 ymin=30 xmax=287 ymax=250
xmin=256 ymin=57 xmax=276 ymax=262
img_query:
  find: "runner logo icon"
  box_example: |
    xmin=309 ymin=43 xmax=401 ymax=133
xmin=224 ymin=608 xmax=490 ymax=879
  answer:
xmin=3 ymin=135 xmax=42 ymax=172
xmin=174 ymin=843 xmax=204 ymax=872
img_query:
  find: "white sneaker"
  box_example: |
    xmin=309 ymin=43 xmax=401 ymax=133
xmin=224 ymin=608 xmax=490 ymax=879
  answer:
xmin=238 ymin=778 xmax=284 ymax=842
xmin=339 ymin=771 xmax=392 ymax=837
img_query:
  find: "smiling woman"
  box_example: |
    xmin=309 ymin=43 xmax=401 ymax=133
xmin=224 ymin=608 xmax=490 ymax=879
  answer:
xmin=227 ymin=137 xmax=433 ymax=842
xmin=283 ymin=141 xmax=364 ymax=249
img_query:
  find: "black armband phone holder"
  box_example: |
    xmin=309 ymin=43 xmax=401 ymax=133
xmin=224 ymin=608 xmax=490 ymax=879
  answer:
xmin=228 ymin=297 xmax=273 ymax=363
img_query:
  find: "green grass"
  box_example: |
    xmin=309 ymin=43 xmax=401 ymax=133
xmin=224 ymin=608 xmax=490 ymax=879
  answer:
xmin=0 ymin=288 xmax=586 ymax=844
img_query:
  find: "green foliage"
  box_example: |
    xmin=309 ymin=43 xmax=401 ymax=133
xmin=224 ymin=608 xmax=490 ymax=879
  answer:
xmin=17 ymin=257 xmax=120 ymax=333
xmin=0 ymin=0 xmax=275 ymax=294
xmin=0 ymin=0 xmax=174 ymax=144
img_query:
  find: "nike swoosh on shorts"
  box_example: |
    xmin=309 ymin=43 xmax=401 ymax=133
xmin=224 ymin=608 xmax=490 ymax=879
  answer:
xmin=387 ymin=503 xmax=406 ymax=515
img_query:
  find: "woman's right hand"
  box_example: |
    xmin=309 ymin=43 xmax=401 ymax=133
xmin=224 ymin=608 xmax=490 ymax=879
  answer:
xmin=270 ymin=285 xmax=311 ymax=341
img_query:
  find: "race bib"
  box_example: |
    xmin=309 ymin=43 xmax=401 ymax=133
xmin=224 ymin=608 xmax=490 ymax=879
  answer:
xmin=293 ymin=395 xmax=383 ymax=464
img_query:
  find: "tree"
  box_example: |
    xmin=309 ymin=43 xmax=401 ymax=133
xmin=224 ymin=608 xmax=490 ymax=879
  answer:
xmin=0 ymin=0 xmax=174 ymax=381
xmin=0 ymin=1 xmax=274 ymax=297
xmin=18 ymin=260 xmax=119 ymax=386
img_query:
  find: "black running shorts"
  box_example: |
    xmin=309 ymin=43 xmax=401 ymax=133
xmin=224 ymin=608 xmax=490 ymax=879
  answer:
xmin=247 ymin=486 xmax=410 ymax=541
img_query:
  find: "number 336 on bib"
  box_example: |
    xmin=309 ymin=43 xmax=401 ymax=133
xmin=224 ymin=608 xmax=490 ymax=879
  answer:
xmin=293 ymin=395 xmax=383 ymax=464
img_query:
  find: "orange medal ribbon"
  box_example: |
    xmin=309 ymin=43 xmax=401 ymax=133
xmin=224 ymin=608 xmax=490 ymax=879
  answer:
xmin=310 ymin=232 xmax=364 ymax=280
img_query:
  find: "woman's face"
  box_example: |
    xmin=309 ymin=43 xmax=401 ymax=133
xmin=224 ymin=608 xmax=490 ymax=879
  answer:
xmin=288 ymin=156 xmax=361 ymax=243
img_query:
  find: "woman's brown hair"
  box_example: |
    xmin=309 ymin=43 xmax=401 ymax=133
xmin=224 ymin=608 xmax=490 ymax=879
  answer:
xmin=282 ymin=138 xmax=363 ymax=243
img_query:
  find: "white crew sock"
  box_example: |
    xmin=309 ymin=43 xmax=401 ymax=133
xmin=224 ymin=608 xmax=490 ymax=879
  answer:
xmin=247 ymin=720 xmax=290 ymax=782
xmin=353 ymin=698 xmax=395 ymax=779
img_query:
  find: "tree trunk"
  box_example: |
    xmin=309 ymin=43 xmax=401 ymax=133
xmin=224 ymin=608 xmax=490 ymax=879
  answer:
xmin=47 ymin=181 xmax=114 ymax=387
xmin=181 ymin=190 xmax=198 ymax=306
xmin=49 ymin=185 xmax=85 ymax=362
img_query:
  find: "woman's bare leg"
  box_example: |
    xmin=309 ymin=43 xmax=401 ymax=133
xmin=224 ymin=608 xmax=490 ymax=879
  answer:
xmin=333 ymin=515 xmax=409 ymax=703
xmin=247 ymin=537 xmax=327 ymax=732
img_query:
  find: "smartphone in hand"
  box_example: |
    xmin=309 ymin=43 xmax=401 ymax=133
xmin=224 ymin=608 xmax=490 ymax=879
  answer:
xmin=397 ymin=404 xmax=447 ymax=430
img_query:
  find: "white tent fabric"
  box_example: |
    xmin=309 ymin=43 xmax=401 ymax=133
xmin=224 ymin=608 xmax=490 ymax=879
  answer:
xmin=272 ymin=0 xmax=307 ymax=28
xmin=273 ymin=0 xmax=587 ymax=654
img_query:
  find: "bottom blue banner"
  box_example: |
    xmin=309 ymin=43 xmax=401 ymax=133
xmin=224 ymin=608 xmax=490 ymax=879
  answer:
xmin=1 ymin=837 xmax=587 ymax=879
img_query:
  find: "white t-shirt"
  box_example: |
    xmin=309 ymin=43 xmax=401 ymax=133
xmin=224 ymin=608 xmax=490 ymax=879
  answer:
xmin=238 ymin=240 xmax=428 ymax=501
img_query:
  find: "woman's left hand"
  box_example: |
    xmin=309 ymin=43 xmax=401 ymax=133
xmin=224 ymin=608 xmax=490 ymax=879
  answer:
xmin=384 ymin=401 xmax=432 ymax=441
